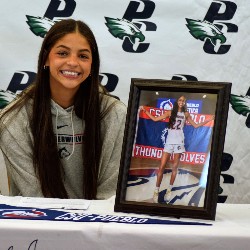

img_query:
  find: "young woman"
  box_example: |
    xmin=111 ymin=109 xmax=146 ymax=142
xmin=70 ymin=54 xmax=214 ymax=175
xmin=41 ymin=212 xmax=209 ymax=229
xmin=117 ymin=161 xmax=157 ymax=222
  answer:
xmin=141 ymin=96 xmax=214 ymax=203
xmin=0 ymin=19 xmax=127 ymax=200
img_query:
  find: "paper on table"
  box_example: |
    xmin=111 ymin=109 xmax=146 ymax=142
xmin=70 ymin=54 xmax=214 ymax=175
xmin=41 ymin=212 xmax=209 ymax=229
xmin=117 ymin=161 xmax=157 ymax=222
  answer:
xmin=0 ymin=195 xmax=91 ymax=210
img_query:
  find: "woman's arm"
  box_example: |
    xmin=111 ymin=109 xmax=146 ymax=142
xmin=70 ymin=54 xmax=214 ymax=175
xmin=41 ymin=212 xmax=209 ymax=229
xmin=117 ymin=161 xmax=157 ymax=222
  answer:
xmin=0 ymin=108 xmax=43 ymax=197
xmin=186 ymin=112 xmax=215 ymax=128
xmin=140 ymin=106 xmax=170 ymax=121
xmin=97 ymin=99 xmax=127 ymax=199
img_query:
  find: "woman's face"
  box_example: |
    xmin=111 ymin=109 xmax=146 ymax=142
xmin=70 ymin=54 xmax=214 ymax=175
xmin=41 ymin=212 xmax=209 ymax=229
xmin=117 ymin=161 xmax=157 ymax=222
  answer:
xmin=177 ymin=96 xmax=186 ymax=109
xmin=46 ymin=32 xmax=92 ymax=100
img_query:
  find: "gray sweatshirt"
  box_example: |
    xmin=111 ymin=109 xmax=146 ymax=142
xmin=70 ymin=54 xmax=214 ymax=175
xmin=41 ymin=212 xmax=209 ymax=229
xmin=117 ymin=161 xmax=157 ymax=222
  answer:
xmin=0 ymin=94 xmax=127 ymax=199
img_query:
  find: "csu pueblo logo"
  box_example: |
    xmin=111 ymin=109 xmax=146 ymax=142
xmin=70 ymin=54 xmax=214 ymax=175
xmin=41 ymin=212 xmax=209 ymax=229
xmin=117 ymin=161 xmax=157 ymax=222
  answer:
xmin=0 ymin=209 xmax=46 ymax=218
xmin=157 ymin=98 xmax=202 ymax=114
xmin=157 ymin=98 xmax=174 ymax=110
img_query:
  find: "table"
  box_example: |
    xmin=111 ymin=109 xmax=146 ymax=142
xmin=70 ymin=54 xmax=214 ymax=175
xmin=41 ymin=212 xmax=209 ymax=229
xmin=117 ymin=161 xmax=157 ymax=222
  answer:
xmin=0 ymin=197 xmax=250 ymax=250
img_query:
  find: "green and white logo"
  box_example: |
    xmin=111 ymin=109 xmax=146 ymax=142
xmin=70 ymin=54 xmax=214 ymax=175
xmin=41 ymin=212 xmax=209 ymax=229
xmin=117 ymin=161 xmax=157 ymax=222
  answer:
xmin=230 ymin=94 xmax=250 ymax=117
xmin=0 ymin=90 xmax=16 ymax=109
xmin=26 ymin=15 xmax=56 ymax=38
xmin=105 ymin=17 xmax=145 ymax=44
xmin=230 ymin=92 xmax=250 ymax=128
xmin=186 ymin=18 xmax=226 ymax=47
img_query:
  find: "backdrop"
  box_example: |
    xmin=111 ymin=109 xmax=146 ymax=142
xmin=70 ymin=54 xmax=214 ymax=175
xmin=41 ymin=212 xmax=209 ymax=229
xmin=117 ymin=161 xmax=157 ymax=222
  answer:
xmin=0 ymin=0 xmax=249 ymax=203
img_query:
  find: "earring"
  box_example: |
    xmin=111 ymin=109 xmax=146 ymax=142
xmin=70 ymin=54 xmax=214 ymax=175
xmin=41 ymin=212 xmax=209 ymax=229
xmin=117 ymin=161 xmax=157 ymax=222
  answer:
xmin=43 ymin=65 xmax=48 ymax=70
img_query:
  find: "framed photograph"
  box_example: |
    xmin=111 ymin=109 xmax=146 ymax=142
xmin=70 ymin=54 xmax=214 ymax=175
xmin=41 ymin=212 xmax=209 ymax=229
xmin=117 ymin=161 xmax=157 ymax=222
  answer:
xmin=115 ymin=78 xmax=231 ymax=220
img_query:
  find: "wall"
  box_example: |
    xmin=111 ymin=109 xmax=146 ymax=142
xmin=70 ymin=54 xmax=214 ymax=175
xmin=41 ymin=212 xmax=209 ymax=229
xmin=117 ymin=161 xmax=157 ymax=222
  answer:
xmin=0 ymin=0 xmax=249 ymax=203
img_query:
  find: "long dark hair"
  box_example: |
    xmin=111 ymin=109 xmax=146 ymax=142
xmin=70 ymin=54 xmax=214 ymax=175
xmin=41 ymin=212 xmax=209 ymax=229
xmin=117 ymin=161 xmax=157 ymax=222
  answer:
xmin=168 ymin=96 xmax=187 ymax=129
xmin=1 ymin=19 xmax=105 ymax=199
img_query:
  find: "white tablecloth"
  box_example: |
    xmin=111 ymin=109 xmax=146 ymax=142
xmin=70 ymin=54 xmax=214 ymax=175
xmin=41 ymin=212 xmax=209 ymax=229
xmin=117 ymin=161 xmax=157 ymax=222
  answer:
xmin=0 ymin=197 xmax=250 ymax=250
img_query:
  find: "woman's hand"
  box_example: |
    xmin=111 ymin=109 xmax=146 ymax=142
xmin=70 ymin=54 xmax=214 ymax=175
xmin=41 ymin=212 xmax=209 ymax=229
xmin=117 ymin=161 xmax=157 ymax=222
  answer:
xmin=208 ymin=115 xmax=215 ymax=121
xmin=140 ymin=106 xmax=146 ymax=112
xmin=202 ymin=115 xmax=215 ymax=126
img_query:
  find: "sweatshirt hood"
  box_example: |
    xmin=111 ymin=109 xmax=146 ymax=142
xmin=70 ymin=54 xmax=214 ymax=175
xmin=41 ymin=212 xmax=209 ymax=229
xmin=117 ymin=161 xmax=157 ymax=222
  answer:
xmin=51 ymin=99 xmax=74 ymax=116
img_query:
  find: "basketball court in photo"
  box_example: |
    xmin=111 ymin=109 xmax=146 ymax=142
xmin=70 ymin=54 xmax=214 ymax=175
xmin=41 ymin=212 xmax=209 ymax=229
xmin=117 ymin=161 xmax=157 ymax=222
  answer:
xmin=125 ymin=157 xmax=206 ymax=207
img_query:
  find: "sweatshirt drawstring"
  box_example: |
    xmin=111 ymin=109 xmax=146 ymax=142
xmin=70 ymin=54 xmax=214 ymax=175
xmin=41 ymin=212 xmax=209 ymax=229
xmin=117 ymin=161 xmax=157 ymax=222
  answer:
xmin=55 ymin=106 xmax=59 ymax=148
xmin=55 ymin=105 xmax=75 ymax=160
xmin=66 ymin=109 xmax=75 ymax=160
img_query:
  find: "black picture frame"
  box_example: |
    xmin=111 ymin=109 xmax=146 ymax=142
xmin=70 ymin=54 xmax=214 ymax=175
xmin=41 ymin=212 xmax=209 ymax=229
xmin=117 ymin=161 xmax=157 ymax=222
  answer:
xmin=115 ymin=78 xmax=231 ymax=220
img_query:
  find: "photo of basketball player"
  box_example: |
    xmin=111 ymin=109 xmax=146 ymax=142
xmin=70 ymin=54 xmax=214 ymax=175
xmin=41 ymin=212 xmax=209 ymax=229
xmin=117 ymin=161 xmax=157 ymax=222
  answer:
xmin=140 ymin=95 xmax=214 ymax=203
xmin=115 ymin=79 xmax=230 ymax=220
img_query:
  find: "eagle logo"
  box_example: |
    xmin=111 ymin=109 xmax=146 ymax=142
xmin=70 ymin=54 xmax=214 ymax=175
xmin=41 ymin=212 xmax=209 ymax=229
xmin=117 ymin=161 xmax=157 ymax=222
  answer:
xmin=230 ymin=93 xmax=250 ymax=128
xmin=230 ymin=94 xmax=250 ymax=116
xmin=186 ymin=18 xmax=226 ymax=46
xmin=105 ymin=17 xmax=145 ymax=44
xmin=26 ymin=15 xmax=56 ymax=38
xmin=0 ymin=90 xmax=16 ymax=109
